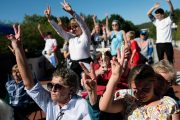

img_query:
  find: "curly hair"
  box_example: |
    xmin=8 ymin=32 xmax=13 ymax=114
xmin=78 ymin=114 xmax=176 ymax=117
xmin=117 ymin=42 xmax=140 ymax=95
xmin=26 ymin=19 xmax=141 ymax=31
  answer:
xmin=53 ymin=68 xmax=79 ymax=95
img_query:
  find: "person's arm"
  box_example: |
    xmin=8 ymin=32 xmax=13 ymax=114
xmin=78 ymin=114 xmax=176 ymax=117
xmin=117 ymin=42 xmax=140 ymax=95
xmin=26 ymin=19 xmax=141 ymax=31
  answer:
xmin=99 ymin=49 xmax=125 ymax=113
xmin=92 ymin=15 xmax=97 ymax=26
xmin=122 ymin=30 xmax=127 ymax=47
xmin=172 ymin=113 xmax=180 ymax=120
xmin=37 ymin=23 xmax=45 ymax=39
xmin=167 ymin=0 xmax=174 ymax=14
xmin=7 ymin=25 xmax=35 ymax=90
xmin=105 ymin=14 xmax=111 ymax=37
xmin=61 ymin=1 xmax=91 ymax=40
xmin=44 ymin=6 xmax=73 ymax=40
xmin=80 ymin=62 xmax=97 ymax=106
xmin=130 ymin=49 xmax=136 ymax=64
xmin=101 ymin=24 xmax=108 ymax=41
xmin=167 ymin=0 xmax=174 ymax=20
xmin=147 ymin=2 xmax=160 ymax=22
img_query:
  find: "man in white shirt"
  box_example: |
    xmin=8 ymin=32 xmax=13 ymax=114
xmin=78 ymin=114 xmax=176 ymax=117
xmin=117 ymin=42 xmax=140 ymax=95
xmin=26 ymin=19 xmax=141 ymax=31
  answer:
xmin=147 ymin=0 xmax=174 ymax=64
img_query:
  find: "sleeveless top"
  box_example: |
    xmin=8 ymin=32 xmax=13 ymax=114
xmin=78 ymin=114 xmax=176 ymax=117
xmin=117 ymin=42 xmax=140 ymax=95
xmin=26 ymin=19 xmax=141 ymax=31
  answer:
xmin=110 ymin=31 xmax=123 ymax=56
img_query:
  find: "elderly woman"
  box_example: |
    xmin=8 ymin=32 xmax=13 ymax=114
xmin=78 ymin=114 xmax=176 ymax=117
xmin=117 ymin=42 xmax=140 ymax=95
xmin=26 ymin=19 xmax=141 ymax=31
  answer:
xmin=45 ymin=0 xmax=92 ymax=81
xmin=7 ymin=23 xmax=92 ymax=120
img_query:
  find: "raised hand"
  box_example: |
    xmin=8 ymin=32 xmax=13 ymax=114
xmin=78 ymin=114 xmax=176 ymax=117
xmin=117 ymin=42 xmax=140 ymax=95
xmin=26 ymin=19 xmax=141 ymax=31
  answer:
xmin=81 ymin=73 xmax=97 ymax=92
xmin=61 ymin=0 xmax=73 ymax=13
xmin=44 ymin=6 xmax=51 ymax=19
xmin=154 ymin=2 xmax=160 ymax=9
xmin=79 ymin=62 xmax=96 ymax=80
xmin=92 ymin=15 xmax=97 ymax=20
xmin=111 ymin=48 xmax=125 ymax=79
xmin=13 ymin=24 xmax=20 ymax=40
xmin=7 ymin=24 xmax=21 ymax=50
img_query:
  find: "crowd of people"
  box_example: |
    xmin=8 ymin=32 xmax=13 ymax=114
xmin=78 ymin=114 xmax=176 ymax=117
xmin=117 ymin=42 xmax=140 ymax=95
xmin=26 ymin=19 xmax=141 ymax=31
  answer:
xmin=0 ymin=0 xmax=179 ymax=120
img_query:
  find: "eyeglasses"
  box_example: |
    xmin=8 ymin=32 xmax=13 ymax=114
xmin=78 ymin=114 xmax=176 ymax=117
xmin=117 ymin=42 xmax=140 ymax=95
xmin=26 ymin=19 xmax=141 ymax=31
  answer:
xmin=71 ymin=25 xmax=79 ymax=29
xmin=47 ymin=82 xmax=65 ymax=91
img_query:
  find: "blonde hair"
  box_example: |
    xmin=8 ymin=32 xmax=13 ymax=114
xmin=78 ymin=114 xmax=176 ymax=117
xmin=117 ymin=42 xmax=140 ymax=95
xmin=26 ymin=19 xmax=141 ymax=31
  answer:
xmin=153 ymin=59 xmax=176 ymax=84
xmin=126 ymin=31 xmax=135 ymax=40
xmin=12 ymin=64 xmax=18 ymax=70
xmin=70 ymin=18 xmax=78 ymax=27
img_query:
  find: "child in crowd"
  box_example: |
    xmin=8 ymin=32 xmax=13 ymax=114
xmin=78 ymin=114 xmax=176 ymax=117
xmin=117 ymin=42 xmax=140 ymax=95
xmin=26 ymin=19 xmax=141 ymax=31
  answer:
xmin=126 ymin=31 xmax=140 ymax=69
xmin=99 ymin=59 xmax=179 ymax=119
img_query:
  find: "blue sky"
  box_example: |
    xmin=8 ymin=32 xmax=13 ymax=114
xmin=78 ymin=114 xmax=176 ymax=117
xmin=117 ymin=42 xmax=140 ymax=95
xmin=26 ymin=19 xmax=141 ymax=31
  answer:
xmin=0 ymin=0 xmax=180 ymax=25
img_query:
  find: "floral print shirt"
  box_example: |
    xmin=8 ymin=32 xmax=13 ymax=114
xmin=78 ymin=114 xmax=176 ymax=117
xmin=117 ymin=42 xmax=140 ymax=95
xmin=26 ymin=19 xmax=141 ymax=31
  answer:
xmin=123 ymin=95 xmax=179 ymax=120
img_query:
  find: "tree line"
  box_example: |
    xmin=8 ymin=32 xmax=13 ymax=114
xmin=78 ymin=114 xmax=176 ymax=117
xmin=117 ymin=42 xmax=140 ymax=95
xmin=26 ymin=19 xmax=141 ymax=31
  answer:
xmin=0 ymin=9 xmax=179 ymax=55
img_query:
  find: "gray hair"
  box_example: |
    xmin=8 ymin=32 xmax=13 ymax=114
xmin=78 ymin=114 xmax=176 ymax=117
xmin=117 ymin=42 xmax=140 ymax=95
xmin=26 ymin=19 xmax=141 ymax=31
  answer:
xmin=53 ymin=68 xmax=80 ymax=95
xmin=0 ymin=99 xmax=14 ymax=120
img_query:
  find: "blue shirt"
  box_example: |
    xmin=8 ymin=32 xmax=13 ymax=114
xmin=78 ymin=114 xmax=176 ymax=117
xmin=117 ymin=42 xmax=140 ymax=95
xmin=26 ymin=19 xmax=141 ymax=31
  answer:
xmin=6 ymin=80 xmax=33 ymax=107
xmin=110 ymin=31 xmax=123 ymax=56
xmin=26 ymin=83 xmax=92 ymax=120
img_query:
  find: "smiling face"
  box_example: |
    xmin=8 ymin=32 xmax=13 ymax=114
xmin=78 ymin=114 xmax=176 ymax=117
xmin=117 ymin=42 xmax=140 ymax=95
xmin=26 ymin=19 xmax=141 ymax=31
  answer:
xmin=12 ymin=65 xmax=22 ymax=82
xmin=49 ymin=76 xmax=71 ymax=104
xmin=70 ymin=19 xmax=82 ymax=36
xmin=71 ymin=25 xmax=82 ymax=36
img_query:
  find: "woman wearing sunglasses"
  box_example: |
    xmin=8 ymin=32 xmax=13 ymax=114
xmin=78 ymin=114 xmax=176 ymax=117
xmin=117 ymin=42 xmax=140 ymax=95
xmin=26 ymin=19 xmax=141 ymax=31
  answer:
xmin=45 ymin=0 xmax=92 ymax=84
xmin=105 ymin=15 xmax=127 ymax=57
xmin=7 ymin=24 xmax=92 ymax=120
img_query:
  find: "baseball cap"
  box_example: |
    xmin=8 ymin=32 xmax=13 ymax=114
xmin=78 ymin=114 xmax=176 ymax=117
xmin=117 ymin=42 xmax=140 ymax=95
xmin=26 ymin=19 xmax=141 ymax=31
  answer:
xmin=140 ymin=30 xmax=148 ymax=35
xmin=155 ymin=8 xmax=165 ymax=14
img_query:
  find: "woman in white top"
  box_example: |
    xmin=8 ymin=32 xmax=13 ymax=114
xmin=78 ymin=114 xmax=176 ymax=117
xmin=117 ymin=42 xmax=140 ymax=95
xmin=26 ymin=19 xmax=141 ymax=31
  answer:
xmin=45 ymin=1 xmax=92 ymax=80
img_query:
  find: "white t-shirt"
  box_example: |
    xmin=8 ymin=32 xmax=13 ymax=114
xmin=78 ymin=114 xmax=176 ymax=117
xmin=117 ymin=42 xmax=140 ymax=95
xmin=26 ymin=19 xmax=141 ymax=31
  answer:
xmin=153 ymin=16 xmax=173 ymax=43
xmin=44 ymin=38 xmax=57 ymax=52
xmin=49 ymin=12 xmax=91 ymax=61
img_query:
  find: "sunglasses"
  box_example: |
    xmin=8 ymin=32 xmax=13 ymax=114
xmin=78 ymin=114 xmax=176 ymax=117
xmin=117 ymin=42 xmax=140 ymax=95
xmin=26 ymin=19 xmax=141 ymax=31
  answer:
xmin=71 ymin=25 xmax=79 ymax=29
xmin=47 ymin=82 xmax=66 ymax=91
xmin=112 ymin=24 xmax=118 ymax=26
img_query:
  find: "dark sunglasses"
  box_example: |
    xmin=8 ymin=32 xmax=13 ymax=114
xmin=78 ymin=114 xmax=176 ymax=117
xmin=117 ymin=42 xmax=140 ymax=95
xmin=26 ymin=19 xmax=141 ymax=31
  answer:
xmin=112 ymin=24 xmax=118 ymax=26
xmin=71 ymin=25 xmax=79 ymax=29
xmin=47 ymin=82 xmax=64 ymax=91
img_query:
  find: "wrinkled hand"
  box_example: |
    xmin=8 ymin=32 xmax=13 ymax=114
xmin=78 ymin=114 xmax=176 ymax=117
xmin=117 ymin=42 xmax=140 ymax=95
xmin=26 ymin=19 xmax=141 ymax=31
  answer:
xmin=44 ymin=6 xmax=51 ymax=19
xmin=61 ymin=0 xmax=73 ymax=13
xmin=6 ymin=24 xmax=21 ymax=50
xmin=154 ymin=2 xmax=160 ymax=9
